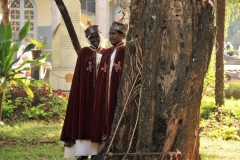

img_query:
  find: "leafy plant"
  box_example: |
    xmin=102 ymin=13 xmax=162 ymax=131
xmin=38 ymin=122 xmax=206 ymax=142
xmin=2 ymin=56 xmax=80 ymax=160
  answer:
xmin=3 ymin=80 xmax=67 ymax=121
xmin=0 ymin=19 xmax=50 ymax=121
xmin=2 ymin=101 xmax=17 ymax=118
xmin=29 ymin=39 xmax=48 ymax=50
xmin=200 ymin=102 xmax=217 ymax=119
xmin=200 ymin=100 xmax=240 ymax=140
xmin=225 ymin=81 xmax=240 ymax=99
xmin=25 ymin=105 xmax=47 ymax=119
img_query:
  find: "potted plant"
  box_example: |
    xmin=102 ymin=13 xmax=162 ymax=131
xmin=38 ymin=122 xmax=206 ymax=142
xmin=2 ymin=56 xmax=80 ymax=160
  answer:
xmin=29 ymin=39 xmax=48 ymax=59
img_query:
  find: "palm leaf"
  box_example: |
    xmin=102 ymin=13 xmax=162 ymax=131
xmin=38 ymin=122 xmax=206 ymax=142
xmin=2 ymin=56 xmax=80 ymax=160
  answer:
xmin=8 ymin=65 xmax=31 ymax=77
xmin=2 ymin=54 xmax=14 ymax=75
xmin=29 ymin=62 xmax=46 ymax=68
xmin=10 ymin=42 xmax=19 ymax=53
xmin=22 ymin=43 xmax=35 ymax=53
xmin=2 ymin=23 xmax=12 ymax=58
xmin=13 ymin=60 xmax=35 ymax=71
xmin=34 ymin=52 xmax=51 ymax=61
xmin=18 ymin=19 xmax=30 ymax=41
xmin=14 ymin=79 xmax=33 ymax=98
xmin=0 ymin=22 xmax=4 ymax=42
xmin=0 ymin=78 xmax=7 ymax=90
xmin=0 ymin=22 xmax=5 ymax=71
xmin=0 ymin=39 xmax=12 ymax=44
xmin=1 ymin=29 xmax=12 ymax=75
xmin=10 ymin=43 xmax=35 ymax=67
xmin=8 ymin=52 xmax=50 ymax=77
xmin=7 ymin=52 xmax=50 ymax=79
xmin=2 ymin=43 xmax=19 ymax=74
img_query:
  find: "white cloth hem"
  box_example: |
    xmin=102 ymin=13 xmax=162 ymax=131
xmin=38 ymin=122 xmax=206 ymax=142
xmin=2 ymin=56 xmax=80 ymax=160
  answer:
xmin=63 ymin=140 xmax=105 ymax=158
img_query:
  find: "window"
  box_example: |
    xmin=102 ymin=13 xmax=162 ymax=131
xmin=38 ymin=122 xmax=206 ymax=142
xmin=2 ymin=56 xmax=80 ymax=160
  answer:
xmin=80 ymin=0 xmax=95 ymax=13
xmin=11 ymin=0 xmax=36 ymax=61
xmin=11 ymin=0 xmax=36 ymax=42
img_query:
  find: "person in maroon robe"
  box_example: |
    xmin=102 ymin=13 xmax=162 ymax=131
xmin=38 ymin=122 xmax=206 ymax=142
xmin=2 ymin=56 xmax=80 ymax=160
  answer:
xmin=91 ymin=21 xmax=128 ymax=143
xmin=60 ymin=25 xmax=105 ymax=160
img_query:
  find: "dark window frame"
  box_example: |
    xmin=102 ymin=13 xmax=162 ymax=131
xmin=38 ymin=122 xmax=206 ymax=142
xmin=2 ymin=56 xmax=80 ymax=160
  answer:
xmin=80 ymin=0 xmax=95 ymax=13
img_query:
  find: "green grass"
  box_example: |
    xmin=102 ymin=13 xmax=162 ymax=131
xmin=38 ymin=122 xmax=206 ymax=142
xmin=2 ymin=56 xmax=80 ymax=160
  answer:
xmin=1 ymin=121 xmax=240 ymax=160
xmin=200 ymin=96 xmax=240 ymax=159
xmin=200 ymin=137 xmax=240 ymax=160
xmin=1 ymin=98 xmax=240 ymax=159
xmin=0 ymin=120 xmax=66 ymax=160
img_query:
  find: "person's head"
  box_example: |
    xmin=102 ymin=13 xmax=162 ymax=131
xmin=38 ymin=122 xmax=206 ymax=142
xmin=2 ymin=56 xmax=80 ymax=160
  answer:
xmin=85 ymin=25 xmax=101 ymax=48
xmin=109 ymin=21 xmax=128 ymax=46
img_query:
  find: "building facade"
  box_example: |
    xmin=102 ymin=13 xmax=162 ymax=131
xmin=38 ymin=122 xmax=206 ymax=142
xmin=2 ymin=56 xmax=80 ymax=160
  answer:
xmin=0 ymin=0 xmax=130 ymax=91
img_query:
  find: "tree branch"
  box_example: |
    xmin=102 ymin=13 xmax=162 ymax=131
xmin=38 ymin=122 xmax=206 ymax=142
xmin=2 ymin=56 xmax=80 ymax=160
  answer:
xmin=0 ymin=0 xmax=10 ymax=27
xmin=54 ymin=0 xmax=81 ymax=54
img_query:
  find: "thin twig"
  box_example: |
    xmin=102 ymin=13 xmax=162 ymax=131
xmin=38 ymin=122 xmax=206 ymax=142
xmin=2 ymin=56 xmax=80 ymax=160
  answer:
xmin=123 ymin=100 xmax=140 ymax=160
xmin=106 ymin=38 xmax=143 ymax=153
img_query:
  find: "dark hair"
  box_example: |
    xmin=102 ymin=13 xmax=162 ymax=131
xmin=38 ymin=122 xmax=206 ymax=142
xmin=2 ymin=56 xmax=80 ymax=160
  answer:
xmin=116 ymin=30 xmax=124 ymax=35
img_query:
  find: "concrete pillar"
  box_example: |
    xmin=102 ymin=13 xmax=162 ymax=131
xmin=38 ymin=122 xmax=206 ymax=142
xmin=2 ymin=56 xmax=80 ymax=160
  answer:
xmin=95 ymin=0 xmax=110 ymax=40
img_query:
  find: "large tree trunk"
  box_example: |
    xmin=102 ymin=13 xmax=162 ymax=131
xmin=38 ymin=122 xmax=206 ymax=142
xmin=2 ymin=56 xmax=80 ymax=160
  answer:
xmin=93 ymin=1 xmax=215 ymax=160
xmin=0 ymin=0 xmax=10 ymax=27
xmin=54 ymin=0 xmax=81 ymax=54
xmin=215 ymin=0 xmax=225 ymax=106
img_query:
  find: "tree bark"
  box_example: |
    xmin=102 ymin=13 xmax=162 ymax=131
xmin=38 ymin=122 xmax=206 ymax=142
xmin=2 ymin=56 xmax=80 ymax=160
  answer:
xmin=93 ymin=1 xmax=216 ymax=160
xmin=54 ymin=0 xmax=81 ymax=54
xmin=0 ymin=89 xmax=3 ymax=121
xmin=0 ymin=0 xmax=10 ymax=27
xmin=0 ymin=0 xmax=10 ymax=121
xmin=215 ymin=0 xmax=225 ymax=106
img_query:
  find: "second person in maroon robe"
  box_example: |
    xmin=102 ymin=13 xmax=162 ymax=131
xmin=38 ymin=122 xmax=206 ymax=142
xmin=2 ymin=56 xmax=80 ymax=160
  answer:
xmin=91 ymin=21 xmax=128 ymax=143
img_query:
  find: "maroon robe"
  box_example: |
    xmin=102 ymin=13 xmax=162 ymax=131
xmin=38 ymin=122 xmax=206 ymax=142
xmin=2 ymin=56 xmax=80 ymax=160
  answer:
xmin=91 ymin=43 xmax=125 ymax=143
xmin=60 ymin=46 xmax=105 ymax=143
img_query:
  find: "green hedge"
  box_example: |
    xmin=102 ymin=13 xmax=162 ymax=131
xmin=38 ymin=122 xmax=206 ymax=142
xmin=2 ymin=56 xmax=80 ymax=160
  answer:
xmin=2 ymin=80 xmax=68 ymax=122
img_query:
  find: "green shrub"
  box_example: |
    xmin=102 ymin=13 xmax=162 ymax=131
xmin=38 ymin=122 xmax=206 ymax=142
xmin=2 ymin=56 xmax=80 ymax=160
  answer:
xmin=220 ymin=103 xmax=240 ymax=121
xmin=200 ymin=101 xmax=240 ymax=140
xmin=208 ymin=125 xmax=239 ymax=140
xmin=227 ymin=50 xmax=234 ymax=56
xmin=25 ymin=105 xmax=47 ymax=119
xmin=2 ymin=101 xmax=17 ymax=118
xmin=2 ymin=80 xmax=68 ymax=121
xmin=200 ymin=102 xmax=217 ymax=119
xmin=225 ymin=82 xmax=240 ymax=99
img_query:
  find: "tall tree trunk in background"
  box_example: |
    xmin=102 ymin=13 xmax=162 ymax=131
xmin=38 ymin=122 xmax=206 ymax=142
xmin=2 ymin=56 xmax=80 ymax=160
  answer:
xmin=0 ymin=0 xmax=10 ymax=121
xmin=0 ymin=89 xmax=3 ymax=121
xmin=54 ymin=0 xmax=81 ymax=54
xmin=93 ymin=1 xmax=216 ymax=160
xmin=215 ymin=0 xmax=225 ymax=106
xmin=0 ymin=0 xmax=10 ymax=27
